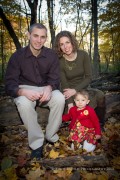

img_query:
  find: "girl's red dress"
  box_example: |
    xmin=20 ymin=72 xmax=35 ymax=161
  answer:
xmin=62 ymin=105 xmax=101 ymax=145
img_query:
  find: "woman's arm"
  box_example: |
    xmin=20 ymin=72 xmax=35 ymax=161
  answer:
xmin=75 ymin=50 xmax=92 ymax=91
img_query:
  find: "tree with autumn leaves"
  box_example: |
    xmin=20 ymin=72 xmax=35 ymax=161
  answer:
xmin=0 ymin=0 xmax=120 ymax=80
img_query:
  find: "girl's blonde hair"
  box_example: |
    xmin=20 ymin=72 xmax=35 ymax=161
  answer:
xmin=74 ymin=89 xmax=89 ymax=99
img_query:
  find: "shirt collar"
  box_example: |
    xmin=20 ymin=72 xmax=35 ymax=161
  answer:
xmin=25 ymin=45 xmax=47 ymax=58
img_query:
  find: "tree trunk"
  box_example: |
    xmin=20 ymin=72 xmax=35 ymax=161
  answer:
xmin=89 ymin=0 xmax=94 ymax=63
xmin=47 ymin=0 xmax=55 ymax=47
xmin=0 ymin=7 xmax=21 ymax=50
xmin=92 ymin=0 xmax=99 ymax=78
xmin=26 ymin=0 xmax=38 ymax=25
xmin=40 ymin=155 xmax=109 ymax=169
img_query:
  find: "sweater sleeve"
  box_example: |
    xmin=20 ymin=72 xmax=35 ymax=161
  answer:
xmin=60 ymin=60 xmax=74 ymax=104
xmin=62 ymin=114 xmax=71 ymax=122
xmin=89 ymin=107 xmax=101 ymax=135
xmin=62 ymin=107 xmax=74 ymax=122
xmin=75 ymin=50 xmax=92 ymax=91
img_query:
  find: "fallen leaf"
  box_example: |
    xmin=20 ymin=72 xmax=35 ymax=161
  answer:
xmin=111 ymin=157 xmax=120 ymax=169
xmin=81 ymin=172 xmax=97 ymax=180
xmin=49 ymin=149 xmax=59 ymax=159
xmin=4 ymin=167 xmax=18 ymax=180
xmin=17 ymin=155 xmax=27 ymax=167
xmin=25 ymin=168 xmax=41 ymax=180
xmin=1 ymin=157 xmax=12 ymax=170
xmin=98 ymin=172 xmax=109 ymax=180
xmin=1 ymin=135 xmax=10 ymax=143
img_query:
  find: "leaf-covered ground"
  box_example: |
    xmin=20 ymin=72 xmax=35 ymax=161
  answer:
xmin=0 ymin=72 xmax=120 ymax=180
xmin=0 ymin=113 xmax=120 ymax=179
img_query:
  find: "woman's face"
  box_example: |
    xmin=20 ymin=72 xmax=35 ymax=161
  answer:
xmin=59 ymin=36 xmax=73 ymax=55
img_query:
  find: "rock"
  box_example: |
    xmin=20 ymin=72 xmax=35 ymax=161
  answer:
xmin=105 ymin=92 xmax=120 ymax=119
xmin=0 ymin=97 xmax=49 ymax=128
xmin=0 ymin=91 xmax=120 ymax=128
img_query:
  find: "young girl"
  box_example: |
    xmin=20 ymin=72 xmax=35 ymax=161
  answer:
xmin=62 ymin=90 xmax=101 ymax=152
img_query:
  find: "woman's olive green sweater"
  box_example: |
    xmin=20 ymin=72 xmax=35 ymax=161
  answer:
xmin=60 ymin=49 xmax=104 ymax=108
xmin=60 ymin=49 xmax=92 ymax=103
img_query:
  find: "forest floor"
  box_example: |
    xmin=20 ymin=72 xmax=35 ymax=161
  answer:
xmin=0 ymin=73 xmax=120 ymax=180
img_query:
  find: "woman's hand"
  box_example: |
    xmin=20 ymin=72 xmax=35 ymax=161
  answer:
xmin=63 ymin=88 xmax=76 ymax=99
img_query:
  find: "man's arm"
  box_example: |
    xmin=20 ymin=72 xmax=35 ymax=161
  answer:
xmin=5 ymin=52 xmax=20 ymax=97
xmin=47 ymin=52 xmax=60 ymax=90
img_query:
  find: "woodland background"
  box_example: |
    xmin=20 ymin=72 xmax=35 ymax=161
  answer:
xmin=0 ymin=0 xmax=120 ymax=80
xmin=0 ymin=0 xmax=120 ymax=179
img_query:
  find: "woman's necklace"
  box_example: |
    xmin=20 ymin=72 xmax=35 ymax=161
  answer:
xmin=65 ymin=60 xmax=77 ymax=70
xmin=64 ymin=52 xmax=77 ymax=71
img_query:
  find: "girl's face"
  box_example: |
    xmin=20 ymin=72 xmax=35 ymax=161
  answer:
xmin=59 ymin=37 xmax=73 ymax=55
xmin=74 ymin=94 xmax=90 ymax=110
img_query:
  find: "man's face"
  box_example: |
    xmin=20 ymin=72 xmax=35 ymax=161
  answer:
xmin=28 ymin=27 xmax=47 ymax=51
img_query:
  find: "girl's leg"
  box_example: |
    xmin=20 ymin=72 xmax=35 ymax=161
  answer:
xmin=71 ymin=142 xmax=82 ymax=150
xmin=83 ymin=140 xmax=96 ymax=152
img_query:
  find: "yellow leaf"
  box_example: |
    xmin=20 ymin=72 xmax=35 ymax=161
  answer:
xmin=98 ymin=172 xmax=109 ymax=180
xmin=59 ymin=135 xmax=67 ymax=144
xmin=59 ymin=154 xmax=66 ymax=157
xmin=66 ymin=167 xmax=73 ymax=175
xmin=55 ymin=168 xmax=72 ymax=178
xmin=112 ymin=157 xmax=120 ymax=169
xmin=25 ymin=168 xmax=42 ymax=180
xmin=4 ymin=167 xmax=18 ymax=180
xmin=1 ymin=135 xmax=9 ymax=143
xmin=59 ymin=149 xmax=66 ymax=155
xmin=19 ymin=167 xmax=27 ymax=177
xmin=82 ymin=172 xmax=97 ymax=180
xmin=54 ymin=142 xmax=60 ymax=147
xmin=49 ymin=149 xmax=59 ymax=159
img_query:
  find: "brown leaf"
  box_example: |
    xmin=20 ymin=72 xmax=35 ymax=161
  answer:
xmin=17 ymin=155 xmax=27 ymax=167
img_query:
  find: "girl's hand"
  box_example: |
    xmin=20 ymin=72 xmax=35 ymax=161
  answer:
xmin=68 ymin=103 xmax=74 ymax=112
xmin=95 ymin=135 xmax=101 ymax=140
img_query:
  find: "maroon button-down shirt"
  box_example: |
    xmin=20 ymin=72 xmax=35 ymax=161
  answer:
xmin=5 ymin=46 xmax=60 ymax=97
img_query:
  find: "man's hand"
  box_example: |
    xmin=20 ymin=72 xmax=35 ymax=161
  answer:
xmin=18 ymin=89 xmax=43 ymax=101
xmin=40 ymin=85 xmax=52 ymax=103
xmin=63 ymin=88 xmax=76 ymax=100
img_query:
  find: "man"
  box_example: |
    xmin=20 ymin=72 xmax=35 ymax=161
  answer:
xmin=5 ymin=23 xmax=65 ymax=160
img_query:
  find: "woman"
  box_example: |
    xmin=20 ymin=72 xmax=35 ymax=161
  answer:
xmin=53 ymin=30 xmax=105 ymax=130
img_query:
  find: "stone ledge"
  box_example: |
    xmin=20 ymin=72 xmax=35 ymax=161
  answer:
xmin=0 ymin=97 xmax=49 ymax=128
